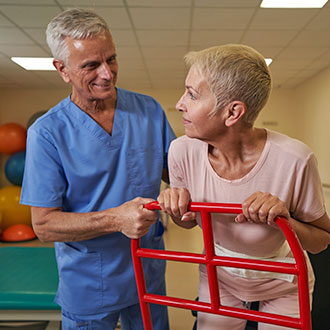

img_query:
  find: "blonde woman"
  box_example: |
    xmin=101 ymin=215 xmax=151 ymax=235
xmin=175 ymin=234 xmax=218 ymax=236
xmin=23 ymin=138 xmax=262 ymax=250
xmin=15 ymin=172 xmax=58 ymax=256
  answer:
xmin=158 ymin=44 xmax=330 ymax=330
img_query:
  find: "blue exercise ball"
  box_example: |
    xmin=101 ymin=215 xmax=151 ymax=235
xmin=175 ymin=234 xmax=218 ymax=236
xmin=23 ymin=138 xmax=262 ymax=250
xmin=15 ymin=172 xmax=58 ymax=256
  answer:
xmin=5 ymin=151 xmax=26 ymax=186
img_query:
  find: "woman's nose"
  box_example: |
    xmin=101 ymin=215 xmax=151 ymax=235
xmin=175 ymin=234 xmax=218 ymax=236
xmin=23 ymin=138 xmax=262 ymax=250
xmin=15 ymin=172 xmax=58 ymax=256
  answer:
xmin=176 ymin=96 xmax=185 ymax=112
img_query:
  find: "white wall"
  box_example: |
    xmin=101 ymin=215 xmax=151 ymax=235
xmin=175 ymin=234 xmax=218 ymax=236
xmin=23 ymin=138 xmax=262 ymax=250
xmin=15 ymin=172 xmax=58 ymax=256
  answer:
xmin=293 ymin=66 xmax=330 ymax=185
xmin=256 ymin=88 xmax=301 ymax=138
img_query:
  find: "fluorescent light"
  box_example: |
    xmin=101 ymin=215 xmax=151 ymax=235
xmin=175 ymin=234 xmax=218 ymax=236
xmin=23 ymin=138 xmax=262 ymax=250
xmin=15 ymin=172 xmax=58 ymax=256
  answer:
xmin=11 ymin=57 xmax=56 ymax=71
xmin=265 ymin=58 xmax=273 ymax=66
xmin=260 ymin=0 xmax=328 ymax=8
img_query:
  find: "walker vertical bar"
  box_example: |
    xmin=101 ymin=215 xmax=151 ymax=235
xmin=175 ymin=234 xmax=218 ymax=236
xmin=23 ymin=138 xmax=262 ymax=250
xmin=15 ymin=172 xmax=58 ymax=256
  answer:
xmin=131 ymin=239 xmax=153 ymax=330
xmin=276 ymin=218 xmax=311 ymax=330
xmin=200 ymin=210 xmax=221 ymax=310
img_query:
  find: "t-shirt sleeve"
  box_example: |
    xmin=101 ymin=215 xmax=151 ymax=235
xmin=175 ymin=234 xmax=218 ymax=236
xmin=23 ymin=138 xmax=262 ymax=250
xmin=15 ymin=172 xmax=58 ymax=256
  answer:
xmin=168 ymin=139 xmax=187 ymax=189
xmin=20 ymin=127 xmax=66 ymax=208
xmin=291 ymin=153 xmax=325 ymax=222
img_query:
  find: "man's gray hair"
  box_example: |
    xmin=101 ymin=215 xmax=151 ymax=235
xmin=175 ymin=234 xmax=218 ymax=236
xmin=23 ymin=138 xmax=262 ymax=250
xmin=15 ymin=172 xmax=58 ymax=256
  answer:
xmin=46 ymin=8 xmax=110 ymax=63
xmin=184 ymin=44 xmax=272 ymax=125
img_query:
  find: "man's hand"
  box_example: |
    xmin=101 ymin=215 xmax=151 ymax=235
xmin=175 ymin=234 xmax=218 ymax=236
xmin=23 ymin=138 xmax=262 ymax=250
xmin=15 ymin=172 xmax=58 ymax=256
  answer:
xmin=115 ymin=197 xmax=158 ymax=239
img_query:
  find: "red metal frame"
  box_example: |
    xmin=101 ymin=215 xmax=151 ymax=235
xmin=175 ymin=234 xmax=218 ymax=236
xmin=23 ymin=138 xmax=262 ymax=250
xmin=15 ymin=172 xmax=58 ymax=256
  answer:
xmin=131 ymin=201 xmax=311 ymax=330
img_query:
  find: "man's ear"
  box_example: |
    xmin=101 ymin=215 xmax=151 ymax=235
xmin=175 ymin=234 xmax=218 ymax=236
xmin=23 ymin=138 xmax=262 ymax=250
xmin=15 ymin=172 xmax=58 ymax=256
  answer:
xmin=225 ymin=101 xmax=246 ymax=127
xmin=53 ymin=59 xmax=70 ymax=84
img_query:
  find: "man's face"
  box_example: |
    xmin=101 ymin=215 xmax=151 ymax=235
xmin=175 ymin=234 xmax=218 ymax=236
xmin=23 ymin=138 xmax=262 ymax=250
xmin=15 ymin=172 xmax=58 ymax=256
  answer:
xmin=59 ymin=31 xmax=118 ymax=103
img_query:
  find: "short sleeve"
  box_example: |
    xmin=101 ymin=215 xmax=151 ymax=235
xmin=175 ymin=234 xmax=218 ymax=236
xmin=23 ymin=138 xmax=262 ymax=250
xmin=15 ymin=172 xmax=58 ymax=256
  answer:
xmin=20 ymin=128 xmax=67 ymax=207
xmin=168 ymin=139 xmax=187 ymax=189
xmin=291 ymin=153 xmax=325 ymax=222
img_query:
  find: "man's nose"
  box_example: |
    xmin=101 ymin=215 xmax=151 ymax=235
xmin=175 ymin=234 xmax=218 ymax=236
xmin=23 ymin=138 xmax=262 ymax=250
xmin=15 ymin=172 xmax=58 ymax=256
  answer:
xmin=98 ymin=63 xmax=112 ymax=80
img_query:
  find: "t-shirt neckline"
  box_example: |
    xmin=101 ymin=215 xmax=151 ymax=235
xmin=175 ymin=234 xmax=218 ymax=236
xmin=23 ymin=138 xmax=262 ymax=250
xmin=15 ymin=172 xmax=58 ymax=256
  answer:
xmin=204 ymin=129 xmax=272 ymax=185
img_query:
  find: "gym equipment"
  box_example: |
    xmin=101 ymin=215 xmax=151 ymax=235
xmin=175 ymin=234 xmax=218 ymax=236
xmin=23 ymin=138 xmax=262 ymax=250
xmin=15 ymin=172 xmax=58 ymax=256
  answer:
xmin=0 ymin=123 xmax=26 ymax=155
xmin=0 ymin=247 xmax=61 ymax=330
xmin=5 ymin=151 xmax=26 ymax=186
xmin=0 ymin=186 xmax=31 ymax=230
xmin=1 ymin=224 xmax=36 ymax=242
xmin=132 ymin=201 xmax=311 ymax=330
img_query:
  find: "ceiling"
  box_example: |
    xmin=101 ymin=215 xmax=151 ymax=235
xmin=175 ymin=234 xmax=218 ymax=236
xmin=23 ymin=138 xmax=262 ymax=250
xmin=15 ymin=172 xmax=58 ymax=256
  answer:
xmin=1 ymin=0 xmax=330 ymax=90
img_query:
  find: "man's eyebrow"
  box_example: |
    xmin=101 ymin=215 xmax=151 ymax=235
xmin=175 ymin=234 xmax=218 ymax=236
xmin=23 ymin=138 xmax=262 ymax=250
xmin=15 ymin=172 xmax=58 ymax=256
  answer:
xmin=80 ymin=60 xmax=98 ymax=68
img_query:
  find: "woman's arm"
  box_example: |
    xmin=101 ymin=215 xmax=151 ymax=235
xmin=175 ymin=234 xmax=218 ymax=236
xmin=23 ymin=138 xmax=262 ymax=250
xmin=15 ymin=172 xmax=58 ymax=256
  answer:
xmin=236 ymin=191 xmax=330 ymax=254
xmin=288 ymin=213 xmax=330 ymax=254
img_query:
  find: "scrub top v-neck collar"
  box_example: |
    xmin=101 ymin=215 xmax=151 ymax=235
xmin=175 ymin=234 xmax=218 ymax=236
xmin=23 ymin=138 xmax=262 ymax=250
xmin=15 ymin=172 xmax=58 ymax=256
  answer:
xmin=67 ymin=88 xmax=124 ymax=149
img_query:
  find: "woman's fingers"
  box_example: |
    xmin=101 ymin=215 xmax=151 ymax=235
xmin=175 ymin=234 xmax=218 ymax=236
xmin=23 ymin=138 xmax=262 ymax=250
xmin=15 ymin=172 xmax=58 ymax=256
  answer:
xmin=241 ymin=192 xmax=289 ymax=225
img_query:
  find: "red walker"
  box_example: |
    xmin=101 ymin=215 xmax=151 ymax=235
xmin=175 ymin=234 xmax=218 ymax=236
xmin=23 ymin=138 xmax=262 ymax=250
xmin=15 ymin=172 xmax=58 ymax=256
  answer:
xmin=131 ymin=201 xmax=311 ymax=330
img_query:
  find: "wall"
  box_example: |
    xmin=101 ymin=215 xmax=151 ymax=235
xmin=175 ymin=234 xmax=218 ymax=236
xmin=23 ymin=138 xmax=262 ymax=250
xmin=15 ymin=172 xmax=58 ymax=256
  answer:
xmin=0 ymin=87 xmax=71 ymax=125
xmin=256 ymin=88 xmax=300 ymax=138
xmin=293 ymin=66 xmax=330 ymax=185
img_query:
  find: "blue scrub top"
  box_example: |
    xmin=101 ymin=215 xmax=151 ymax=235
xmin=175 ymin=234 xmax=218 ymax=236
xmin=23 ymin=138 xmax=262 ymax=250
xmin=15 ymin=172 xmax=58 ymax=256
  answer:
xmin=21 ymin=88 xmax=176 ymax=314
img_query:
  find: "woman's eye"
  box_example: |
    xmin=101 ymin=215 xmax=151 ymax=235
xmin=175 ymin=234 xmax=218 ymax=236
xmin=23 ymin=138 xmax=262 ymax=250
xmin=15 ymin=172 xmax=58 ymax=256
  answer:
xmin=189 ymin=92 xmax=196 ymax=100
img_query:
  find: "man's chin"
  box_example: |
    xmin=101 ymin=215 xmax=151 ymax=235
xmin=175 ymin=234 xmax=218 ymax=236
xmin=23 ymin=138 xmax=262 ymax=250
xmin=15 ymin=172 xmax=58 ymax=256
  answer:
xmin=91 ymin=87 xmax=116 ymax=100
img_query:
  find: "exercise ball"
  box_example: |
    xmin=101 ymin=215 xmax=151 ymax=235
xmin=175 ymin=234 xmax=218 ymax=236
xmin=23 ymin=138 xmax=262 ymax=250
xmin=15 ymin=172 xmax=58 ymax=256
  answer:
xmin=26 ymin=110 xmax=47 ymax=128
xmin=5 ymin=151 xmax=26 ymax=186
xmin=0 ymin=186 xmax=31 ymax=230
xmin=0 ymin=123 xmax=27 ymax=155
xmin=0 ymin=224 xmax=36 ymax=242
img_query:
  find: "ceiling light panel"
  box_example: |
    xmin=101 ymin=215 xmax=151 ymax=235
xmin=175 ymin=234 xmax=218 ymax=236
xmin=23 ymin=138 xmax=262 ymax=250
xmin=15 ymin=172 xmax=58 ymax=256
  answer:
xmin=260 ymin=0 xmax=328 ymax=8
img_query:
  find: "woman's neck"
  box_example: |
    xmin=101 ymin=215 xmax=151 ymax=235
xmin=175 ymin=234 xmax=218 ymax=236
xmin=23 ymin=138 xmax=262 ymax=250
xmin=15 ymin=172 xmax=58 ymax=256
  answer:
xmin=208 ymin=127 xmax=267 ymax=180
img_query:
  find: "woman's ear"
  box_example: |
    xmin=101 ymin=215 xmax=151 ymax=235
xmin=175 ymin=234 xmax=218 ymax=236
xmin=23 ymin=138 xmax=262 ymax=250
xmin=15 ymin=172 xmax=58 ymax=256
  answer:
xmin=53 ymin=59 xmax=71 ymax=84
xmin=225 ymin=101 xmax=246 ymax=127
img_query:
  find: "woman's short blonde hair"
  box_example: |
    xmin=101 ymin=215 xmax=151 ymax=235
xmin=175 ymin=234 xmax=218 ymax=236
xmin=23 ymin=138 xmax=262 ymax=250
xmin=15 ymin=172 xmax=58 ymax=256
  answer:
xmin=184 ymin=44 xmax=272 ymax=124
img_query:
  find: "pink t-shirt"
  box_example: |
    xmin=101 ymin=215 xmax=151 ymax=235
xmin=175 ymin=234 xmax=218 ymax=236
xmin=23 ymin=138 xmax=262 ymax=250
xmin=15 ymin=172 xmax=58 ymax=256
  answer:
xmin=169 ymin=129 xmax=324 ymax=300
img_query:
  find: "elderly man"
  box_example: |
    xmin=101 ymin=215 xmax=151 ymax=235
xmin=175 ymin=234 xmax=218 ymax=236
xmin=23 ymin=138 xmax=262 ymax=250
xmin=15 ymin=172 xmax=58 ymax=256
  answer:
xmin=21 ymin=8 xmax=175 ymax=330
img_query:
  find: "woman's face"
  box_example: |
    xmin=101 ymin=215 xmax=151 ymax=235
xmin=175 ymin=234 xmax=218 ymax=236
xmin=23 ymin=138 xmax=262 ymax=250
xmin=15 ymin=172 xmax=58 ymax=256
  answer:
xmin=176 ymin=65 xmax=221 ymax=141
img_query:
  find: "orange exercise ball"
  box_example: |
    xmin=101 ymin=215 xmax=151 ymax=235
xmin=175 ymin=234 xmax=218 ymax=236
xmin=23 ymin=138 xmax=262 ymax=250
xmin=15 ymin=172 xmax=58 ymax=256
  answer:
xmin=0 ymin=123 xmax=27 ymax=155
xmin=0 ymin=186 xmax=31 ymax=230
xmin=1 ymin=224 xmax=36 ymax=242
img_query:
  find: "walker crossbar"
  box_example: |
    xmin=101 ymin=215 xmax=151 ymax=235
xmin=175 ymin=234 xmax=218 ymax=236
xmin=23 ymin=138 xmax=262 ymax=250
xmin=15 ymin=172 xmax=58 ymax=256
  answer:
xmin=131 ymin=201 xmax=311 ymax=330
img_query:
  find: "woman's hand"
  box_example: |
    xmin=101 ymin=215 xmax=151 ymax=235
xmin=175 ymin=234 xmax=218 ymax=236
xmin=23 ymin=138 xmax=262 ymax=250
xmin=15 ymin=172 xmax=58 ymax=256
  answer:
xmin=235 ymin=191 xmax=290 ymax=226
xmin=235 ymin=191 xmax=330 ymax=253
xmin=157 ymin=188 xmax=197 ymax=228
